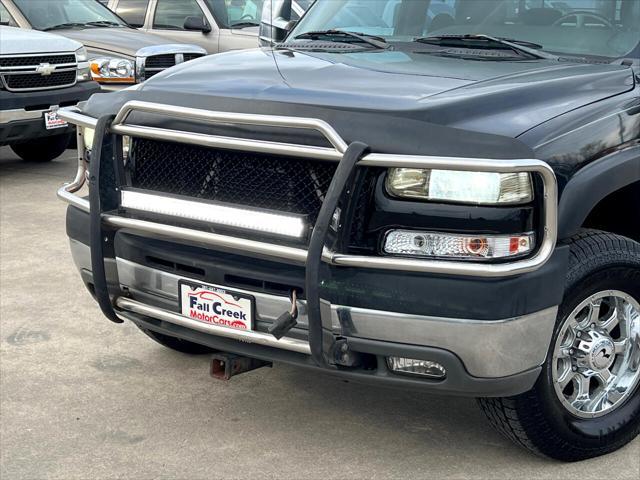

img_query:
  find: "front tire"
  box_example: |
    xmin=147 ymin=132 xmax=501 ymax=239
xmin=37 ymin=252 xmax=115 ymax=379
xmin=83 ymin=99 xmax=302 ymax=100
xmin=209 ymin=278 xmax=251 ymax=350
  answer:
xmin=10 ymin=133 xmax=72 ymax=162
xmin=479 ymin=230 xmax=640 ymax=461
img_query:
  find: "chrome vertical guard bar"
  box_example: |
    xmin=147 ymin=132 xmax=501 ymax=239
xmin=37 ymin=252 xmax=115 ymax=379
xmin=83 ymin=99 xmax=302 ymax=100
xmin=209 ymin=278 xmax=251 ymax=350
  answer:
xmin=56 ymin=106 xmax=95 ymax=212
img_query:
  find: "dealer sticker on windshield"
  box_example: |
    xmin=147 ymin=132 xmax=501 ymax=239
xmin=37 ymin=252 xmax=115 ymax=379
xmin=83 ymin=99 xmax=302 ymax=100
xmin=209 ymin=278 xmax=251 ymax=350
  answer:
xmin=179 ymin=280 xmax=254 ymax=331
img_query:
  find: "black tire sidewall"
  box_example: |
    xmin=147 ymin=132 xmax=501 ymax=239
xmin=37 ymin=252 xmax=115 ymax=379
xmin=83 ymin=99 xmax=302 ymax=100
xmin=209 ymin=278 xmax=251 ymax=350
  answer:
xmin=11 ymin=133 xmax=72 ymax=162
xmin=537 ymin=265 xmax=640 ymax=451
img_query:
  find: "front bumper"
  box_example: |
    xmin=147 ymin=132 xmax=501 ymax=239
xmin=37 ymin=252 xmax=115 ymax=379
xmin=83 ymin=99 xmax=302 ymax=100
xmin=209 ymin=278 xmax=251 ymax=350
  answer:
xmin=68 ymin=230 xmax=561 ymax=396
xmin=0 ymin=82 xmax=100 ymax=145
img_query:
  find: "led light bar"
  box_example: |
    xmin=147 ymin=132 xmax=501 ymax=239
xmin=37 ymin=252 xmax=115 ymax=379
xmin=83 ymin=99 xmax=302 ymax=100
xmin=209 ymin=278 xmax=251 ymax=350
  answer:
xmin=120 ymin=190 xmax=307 ymax=238
xmin=384 ymin=230 xmax=534 ymax=260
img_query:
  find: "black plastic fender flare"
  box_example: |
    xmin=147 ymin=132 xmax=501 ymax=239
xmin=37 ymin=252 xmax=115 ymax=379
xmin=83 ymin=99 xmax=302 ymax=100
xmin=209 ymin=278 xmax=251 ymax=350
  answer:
xmin=558 ymin=145 xmax=640 ymax=240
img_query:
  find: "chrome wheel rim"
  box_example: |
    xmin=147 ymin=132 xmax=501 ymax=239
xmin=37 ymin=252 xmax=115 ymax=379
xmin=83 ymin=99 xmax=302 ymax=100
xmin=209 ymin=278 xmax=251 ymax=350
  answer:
xmin=552 ymin=290 xmax=640 ymax=418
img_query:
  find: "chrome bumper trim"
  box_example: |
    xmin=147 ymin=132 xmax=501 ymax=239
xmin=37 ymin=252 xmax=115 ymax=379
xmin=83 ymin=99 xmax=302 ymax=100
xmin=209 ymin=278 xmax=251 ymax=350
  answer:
xmin=115 ymin=297 xmax=312 ymax=355
xmin=57 ymin=103 xmax=558 ymax=278
xmin=71 ymin=240 xmax=558 ymax=378
xmin=112 ymin=255 xmax=557 ymax=377
xmin=0 ymin=107 xmax=47 ymax=124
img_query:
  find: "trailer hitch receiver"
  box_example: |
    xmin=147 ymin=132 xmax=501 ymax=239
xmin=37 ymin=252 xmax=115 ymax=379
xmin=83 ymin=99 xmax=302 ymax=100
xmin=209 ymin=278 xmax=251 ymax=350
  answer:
xmin=210 ymin=353 xmax=272 ymax=380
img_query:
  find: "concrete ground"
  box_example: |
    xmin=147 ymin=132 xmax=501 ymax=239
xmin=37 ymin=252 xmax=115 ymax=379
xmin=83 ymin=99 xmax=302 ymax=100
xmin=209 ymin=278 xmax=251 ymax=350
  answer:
xmin=0 ymin=146 xmax=638 ymax=480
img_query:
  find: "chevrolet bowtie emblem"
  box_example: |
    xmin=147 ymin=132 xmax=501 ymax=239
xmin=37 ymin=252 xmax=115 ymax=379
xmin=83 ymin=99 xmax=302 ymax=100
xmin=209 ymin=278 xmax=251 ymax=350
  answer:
xmin=35 ymin=63 xmax=55 ymax=76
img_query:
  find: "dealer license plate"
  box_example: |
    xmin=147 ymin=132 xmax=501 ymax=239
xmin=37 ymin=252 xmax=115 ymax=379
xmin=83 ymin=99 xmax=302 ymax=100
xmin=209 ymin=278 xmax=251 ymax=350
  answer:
xmin=44 ymin=109 xmax=68 ymax=130
xmin=179 ymin=280 xmax=254 ymax=331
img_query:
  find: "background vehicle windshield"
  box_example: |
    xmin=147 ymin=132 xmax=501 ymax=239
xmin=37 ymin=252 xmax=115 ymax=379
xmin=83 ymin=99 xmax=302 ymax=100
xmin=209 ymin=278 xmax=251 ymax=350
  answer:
xmin=206 ymin=0 xmax=265 ymax=26
xmin=13 ymin=0 xmax=128 ymax=30
xmin=292 ymin=0 xmax=640 ymax=59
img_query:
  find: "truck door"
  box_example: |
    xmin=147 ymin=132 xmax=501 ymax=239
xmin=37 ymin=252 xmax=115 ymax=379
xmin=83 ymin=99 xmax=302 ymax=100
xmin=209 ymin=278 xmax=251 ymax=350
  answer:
xmin=149 ymin=0 xmax=219 ymax=53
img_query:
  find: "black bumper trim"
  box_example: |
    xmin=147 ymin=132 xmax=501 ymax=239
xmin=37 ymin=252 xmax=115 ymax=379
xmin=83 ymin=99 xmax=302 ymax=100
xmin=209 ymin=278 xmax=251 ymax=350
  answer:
xmin=0 ymin=81 xmax=99 ymax=111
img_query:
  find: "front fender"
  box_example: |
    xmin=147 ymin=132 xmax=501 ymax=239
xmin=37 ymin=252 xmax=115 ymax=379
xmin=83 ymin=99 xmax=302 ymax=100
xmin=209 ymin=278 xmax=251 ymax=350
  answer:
xmin=558 ymin=145 xmax=640 ymax=240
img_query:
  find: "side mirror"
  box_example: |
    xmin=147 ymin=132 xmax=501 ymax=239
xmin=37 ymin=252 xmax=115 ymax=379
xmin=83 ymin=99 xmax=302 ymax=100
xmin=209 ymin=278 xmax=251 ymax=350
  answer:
xmin=259 ymin=0 xmax=293 ymax=46
xmin=184 ymin=16 xmax=212 ymax=33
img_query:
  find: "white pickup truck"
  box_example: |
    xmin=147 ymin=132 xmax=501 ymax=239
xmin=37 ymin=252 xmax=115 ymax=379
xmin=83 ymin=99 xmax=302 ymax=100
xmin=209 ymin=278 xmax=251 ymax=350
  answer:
xmin=0 ymin=25 xmax=100 ymax=162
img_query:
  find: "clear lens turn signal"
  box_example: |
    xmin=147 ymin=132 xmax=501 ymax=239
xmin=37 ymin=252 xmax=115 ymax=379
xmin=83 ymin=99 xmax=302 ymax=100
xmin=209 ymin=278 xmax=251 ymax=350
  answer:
xmin=384 ymin=230 xmax=534 ymax=260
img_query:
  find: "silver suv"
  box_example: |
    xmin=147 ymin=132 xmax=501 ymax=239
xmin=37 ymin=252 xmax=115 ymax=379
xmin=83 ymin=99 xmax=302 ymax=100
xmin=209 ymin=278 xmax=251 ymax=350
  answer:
xmin=106 ymin=0 xmax=311 ymax=53
xmin=1 ymin=0 xmax=206 ymax=90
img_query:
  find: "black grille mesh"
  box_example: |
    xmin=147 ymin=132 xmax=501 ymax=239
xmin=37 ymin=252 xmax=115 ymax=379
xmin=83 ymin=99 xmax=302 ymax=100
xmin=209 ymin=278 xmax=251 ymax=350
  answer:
xmin=183 ymin=53 xmax=204 ymax=62
xmin=145 ymin=54 xmax=176 ymax=69
xmin=129 ymin=139 xmax=337 ymax=222
xmin=0 ymin=54 xmax=76 ymax=67
xmin=3 ymin=70 xmax=76 ymax=90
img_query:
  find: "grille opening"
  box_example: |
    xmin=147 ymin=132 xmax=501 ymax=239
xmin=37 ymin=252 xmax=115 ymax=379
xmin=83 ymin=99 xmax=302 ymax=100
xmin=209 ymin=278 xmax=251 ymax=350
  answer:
xmin=0 ymin=54 xmax=76 ymax=67
xmin=4 ymin=70 xmax=76 ymax=90
xmin=25 ymin=104 xmax=51 ymax=111
xmin=145 ymin=256 xmax=206 ymax=278
xmin=128 ymin=138 xmax=338 ymax=224
xmin=184 ymin=53 xmax=204 ymax=62
xmin=224 ymin=274 xmax=303 ymax=298
xmin=145 ymin=54 xmax=176 ymax=69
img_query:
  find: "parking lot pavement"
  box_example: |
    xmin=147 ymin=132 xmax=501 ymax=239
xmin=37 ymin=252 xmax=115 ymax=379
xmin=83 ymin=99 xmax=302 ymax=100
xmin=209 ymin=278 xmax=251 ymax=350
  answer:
xmin=0 ymin=146 xmax=638 ymax=480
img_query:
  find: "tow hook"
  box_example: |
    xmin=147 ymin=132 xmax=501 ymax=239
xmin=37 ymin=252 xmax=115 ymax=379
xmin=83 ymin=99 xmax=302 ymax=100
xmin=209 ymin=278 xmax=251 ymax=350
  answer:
xmin=210 ymin=353 xmax=272 ymax=380
xmin=333 ymin=339 xmax=362 ymax=367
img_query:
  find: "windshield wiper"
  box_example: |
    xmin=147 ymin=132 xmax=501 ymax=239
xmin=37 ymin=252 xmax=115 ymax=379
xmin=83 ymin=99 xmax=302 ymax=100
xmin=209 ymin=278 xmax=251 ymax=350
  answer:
xmin=230 ymin=21 xmax=259 ymax=28
xmin=43 ymin=22 xmax=87 ymax=31
xmin=415 ymin=34 xmax=556 ymax=60
xmin=43 ymin=20 xmax=121 ymax=31
xmin=84 ymin=20 xmax=123 ymax=28
xmin=293 ymin=30 xmax=388 ymax=50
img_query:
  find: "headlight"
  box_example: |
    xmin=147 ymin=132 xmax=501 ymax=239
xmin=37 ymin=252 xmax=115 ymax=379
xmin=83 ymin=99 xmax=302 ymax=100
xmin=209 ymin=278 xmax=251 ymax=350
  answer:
xmin=90 ymin=58 xmax=135 ymax=84
xmin=386 ymin=168 xmax=533 ymax=205
xmin=75 ymin=47 xmax=88 ymax=62
xmin=75 ymin=47 xmax=90 ymax=82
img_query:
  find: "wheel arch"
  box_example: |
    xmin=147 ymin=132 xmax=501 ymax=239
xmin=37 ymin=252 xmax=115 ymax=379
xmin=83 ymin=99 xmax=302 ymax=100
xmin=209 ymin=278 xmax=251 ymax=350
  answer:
xmin=558 ymin=145 xmax=640 ymax=241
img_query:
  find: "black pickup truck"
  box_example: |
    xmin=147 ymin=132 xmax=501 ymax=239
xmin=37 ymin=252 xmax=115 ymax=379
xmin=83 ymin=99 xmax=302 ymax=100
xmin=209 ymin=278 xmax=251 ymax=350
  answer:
xmin=58 ymin=0 xmax=639 ymax=461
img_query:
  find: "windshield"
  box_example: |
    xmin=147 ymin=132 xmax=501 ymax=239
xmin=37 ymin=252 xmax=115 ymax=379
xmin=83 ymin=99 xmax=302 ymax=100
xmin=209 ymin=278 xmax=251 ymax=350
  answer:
xmin=205 ymin=0 xmax=310 ymax=28
xmin=291 ymin=0 xmax=640 ymax=59
xmin=205 ymin=0 xmax=265 ymax=26
xmin=13 ymin=0 xmax=128 ymax=30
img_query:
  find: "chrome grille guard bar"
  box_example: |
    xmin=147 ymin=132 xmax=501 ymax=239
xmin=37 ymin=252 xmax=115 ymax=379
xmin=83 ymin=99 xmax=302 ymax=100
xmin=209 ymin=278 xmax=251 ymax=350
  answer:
xmin=57 ymin=101 xmax=558 ymax=278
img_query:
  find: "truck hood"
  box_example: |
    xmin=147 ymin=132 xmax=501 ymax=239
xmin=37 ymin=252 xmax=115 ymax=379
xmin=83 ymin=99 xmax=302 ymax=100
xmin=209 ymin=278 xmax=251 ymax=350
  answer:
xmin=59 ymin=27 xmax=175 ymax=58
xmin=87 ymin=47 xmax=635 ymax=138
xmin=0 ymin=25 xmax=82 ymax=55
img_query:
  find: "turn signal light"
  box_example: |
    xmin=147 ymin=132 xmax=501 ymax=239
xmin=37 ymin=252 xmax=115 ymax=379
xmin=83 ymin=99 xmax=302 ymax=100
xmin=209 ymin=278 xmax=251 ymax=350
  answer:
xmin=384 ymin=230 xmax=534 ymax=260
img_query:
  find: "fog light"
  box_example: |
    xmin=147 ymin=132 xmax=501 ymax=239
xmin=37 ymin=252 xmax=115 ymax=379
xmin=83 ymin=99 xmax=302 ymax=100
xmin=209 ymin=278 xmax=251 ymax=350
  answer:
xmin=387 ymin=357 xmax=446 ymax=379
xmin=384 ymin=230 xmax=534 ymax=260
